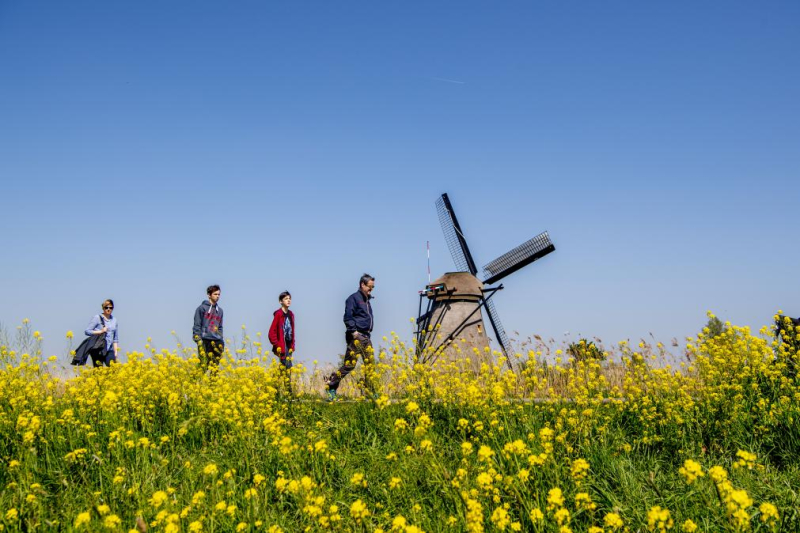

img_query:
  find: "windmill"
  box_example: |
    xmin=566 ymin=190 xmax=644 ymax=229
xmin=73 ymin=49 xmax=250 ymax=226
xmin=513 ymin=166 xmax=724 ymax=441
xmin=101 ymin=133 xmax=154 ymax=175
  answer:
xmin=415 ymin=193 xmax=555 ymax=369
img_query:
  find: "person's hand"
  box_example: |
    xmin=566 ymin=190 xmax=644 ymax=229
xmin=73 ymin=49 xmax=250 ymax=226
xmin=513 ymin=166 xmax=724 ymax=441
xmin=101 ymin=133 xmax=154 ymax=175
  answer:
xmin=100 ymin=327 xmax=108 ymax=334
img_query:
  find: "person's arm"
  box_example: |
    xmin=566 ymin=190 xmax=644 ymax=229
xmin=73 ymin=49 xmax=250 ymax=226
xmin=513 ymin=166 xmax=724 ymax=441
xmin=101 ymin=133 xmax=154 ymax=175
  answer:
xmin=268 ymin=314 xmax=279 ymax=347
xmin=343 ymin=295 xmax=357 ymax=333
xmin=192 ymin=307 xmax=203 ymax=341
xmin=217 ymin=309 xmax=223 ymax=339
xmin=85 ymin=315 xmax=102 ymax=336
xmin=113 ymin=323 xmax=119 ymax=353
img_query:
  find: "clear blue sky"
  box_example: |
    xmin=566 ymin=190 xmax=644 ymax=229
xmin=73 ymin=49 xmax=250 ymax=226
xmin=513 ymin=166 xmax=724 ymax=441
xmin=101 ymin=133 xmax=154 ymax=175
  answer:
xmin=2 ymin=1 xmax=798 ymax=366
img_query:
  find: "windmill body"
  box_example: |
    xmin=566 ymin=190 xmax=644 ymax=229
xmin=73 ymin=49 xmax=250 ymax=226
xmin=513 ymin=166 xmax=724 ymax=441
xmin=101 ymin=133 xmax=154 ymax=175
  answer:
xmin=415 ymin=193 xmax=556 ymax=369
xmin=417 ymin=272 xmax=492 ymax=368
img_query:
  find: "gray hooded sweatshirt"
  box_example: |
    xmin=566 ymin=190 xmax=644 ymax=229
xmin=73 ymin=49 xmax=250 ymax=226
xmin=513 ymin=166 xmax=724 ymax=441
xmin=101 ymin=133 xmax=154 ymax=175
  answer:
xmin=193 ymin=300 xmax=224 ymax=342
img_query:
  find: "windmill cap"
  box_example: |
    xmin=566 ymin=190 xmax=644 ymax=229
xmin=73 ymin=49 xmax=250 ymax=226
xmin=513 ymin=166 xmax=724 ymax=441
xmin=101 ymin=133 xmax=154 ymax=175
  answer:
xmin=429 ymin=272 xmax=483 ymax=300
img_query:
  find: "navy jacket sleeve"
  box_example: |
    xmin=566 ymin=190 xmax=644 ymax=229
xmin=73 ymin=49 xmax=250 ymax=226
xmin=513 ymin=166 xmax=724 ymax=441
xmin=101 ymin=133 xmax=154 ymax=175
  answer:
xmin=217 ymin=308 xmax=223 ymax=339
xmin=343 ymin=294 xmax=357 ymax=332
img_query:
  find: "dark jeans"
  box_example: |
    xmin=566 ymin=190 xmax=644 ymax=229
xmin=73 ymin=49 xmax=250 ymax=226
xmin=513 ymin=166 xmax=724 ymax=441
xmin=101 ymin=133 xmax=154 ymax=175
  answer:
xmin=199 ymin=340 xmax=224 ymax=372
xmin=278 ymin=355 xmax=293 ymax=395
xmin=327 ymin=332 xmax=376 ymax=394
xmin=92 ymin=349 xmax=115 ymax=367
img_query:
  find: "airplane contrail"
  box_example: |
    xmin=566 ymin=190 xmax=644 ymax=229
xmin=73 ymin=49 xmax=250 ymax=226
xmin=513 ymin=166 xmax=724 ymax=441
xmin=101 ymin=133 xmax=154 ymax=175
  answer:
xmin=431 ymin=77 xmax=466 ymax=85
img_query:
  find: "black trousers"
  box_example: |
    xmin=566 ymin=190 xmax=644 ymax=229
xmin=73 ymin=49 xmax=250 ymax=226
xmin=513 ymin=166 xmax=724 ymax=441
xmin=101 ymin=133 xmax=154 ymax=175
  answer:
xmin=198 ymin=340 xmax=225 ymax=372
xmin=327 ymin=332 xmax=375 ymax=393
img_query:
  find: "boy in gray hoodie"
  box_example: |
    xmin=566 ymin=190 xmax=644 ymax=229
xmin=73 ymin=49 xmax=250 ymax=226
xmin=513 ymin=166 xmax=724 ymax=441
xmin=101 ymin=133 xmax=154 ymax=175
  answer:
xmin=193 ymin=285 xmax=224 ymax=372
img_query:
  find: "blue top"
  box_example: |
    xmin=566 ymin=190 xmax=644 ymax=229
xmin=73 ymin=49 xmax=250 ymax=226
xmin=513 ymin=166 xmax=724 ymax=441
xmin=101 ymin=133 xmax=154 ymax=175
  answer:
xmin=85 ymin=314 xmax=118 ymax=351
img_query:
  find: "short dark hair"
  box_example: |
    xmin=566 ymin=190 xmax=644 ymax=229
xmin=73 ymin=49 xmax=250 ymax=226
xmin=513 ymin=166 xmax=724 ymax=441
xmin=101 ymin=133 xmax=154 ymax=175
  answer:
xmin=359 ymin=273 xmax=375 ymax=287
xmin=207 ymin=284 xmax=221 ymax=296
xmin=279 ymin=290 xmax=291 ymax=302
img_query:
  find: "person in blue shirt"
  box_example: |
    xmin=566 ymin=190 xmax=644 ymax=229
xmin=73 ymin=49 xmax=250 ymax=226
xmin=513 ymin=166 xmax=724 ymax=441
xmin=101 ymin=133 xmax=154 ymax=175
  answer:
xmin=84 ymin=299 xmax=119 ymax=366
xmin=325 ymin=274 xmax=377 ymax=400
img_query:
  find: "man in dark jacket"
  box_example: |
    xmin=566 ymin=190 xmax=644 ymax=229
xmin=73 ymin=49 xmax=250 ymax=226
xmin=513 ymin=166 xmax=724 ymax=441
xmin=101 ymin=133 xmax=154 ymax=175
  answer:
xmin=326 ymin=274 xmax=376 ymax=400
xmin=193 ymin=285 xmax=224 ymax=373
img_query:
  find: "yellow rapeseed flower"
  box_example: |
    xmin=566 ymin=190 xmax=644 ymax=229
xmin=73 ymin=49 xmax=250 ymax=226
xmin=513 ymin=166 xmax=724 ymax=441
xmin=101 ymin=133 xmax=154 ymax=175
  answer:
xmin=604 ymin=512 xmax=624 ymax=530
xmin=547 ymin=488 xmax=564 ymax=510
xmin=149 ymin=490 xmax=168 ymax=508
xmin=553 ymin=508 xmax=570 ymax=526
xmin=679 ymin=460 xmax=704 ymax=484
xmin=477 ymin=445 xmax=494 ymax=462
xmin=491 ymin=507 xmax=511 ymax=530
xmin=74 ymin=512 xmax=91 ymax=528
xmin=733 ymin=449 xmax=758 ymax=470
xmin=646 ymin=506 xmax=673 ymax=532
xmin=759 ymin=502 xmax=779 ymax=524
xmin=571 ymin=458 xmax=590 ymax=482
xmin=350 ymin=499 xmax=370 ymax=521
xmin=392 ymin=515 xmax=407 ymax=530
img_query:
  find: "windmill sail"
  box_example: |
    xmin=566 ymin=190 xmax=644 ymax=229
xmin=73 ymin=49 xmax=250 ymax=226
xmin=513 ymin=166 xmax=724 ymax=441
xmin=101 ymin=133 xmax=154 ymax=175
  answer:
xmin=482 ymin=231 xmax=555 ymax=285
xmin=436 ymin=193 xmax=478 ymax=275
xmin=484 ymin=296 xmax=512 ymax=358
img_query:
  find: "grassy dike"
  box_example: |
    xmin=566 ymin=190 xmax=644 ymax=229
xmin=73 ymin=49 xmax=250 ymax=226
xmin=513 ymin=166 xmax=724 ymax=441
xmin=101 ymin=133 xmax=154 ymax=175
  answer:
xmin=1 ymin=316 xmax=799 ymax=532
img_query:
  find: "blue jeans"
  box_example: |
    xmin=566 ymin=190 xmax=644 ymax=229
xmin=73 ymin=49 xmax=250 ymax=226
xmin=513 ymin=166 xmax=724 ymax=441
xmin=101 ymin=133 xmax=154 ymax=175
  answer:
xmin=278 ymin=355 xmax=293 ymax=394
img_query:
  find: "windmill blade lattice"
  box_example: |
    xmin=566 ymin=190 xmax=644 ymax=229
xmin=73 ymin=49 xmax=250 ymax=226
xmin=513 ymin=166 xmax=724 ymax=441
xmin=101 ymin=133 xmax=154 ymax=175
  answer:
xmin=436 ymin=194 xmax=478 ymax=275
xmin=483 ymin=231 xmax=555 ymax=285
xmin=484 ymin=297 xmax=512 ymax=357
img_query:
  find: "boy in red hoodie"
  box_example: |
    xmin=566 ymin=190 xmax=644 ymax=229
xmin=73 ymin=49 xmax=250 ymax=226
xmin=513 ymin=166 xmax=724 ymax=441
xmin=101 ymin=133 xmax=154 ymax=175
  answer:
xmin=268 ymin=291 xmax=295 ymax=394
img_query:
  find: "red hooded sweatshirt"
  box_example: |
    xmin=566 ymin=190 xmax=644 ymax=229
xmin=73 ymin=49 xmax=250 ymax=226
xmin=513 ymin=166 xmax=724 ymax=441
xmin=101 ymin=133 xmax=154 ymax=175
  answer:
xmin=268 ymin=309 xmax=295 ymax=359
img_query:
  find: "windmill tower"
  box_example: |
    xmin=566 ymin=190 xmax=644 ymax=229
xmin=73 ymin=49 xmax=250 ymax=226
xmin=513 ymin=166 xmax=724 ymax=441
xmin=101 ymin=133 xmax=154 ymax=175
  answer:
xmin=416 ymin=193 xmax=556 ymax=369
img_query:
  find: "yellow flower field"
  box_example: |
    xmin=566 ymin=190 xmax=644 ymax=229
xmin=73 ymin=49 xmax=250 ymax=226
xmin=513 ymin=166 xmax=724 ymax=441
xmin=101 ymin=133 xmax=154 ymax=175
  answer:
xmin=0 ymin=314 xmax=798 ymax=532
